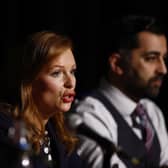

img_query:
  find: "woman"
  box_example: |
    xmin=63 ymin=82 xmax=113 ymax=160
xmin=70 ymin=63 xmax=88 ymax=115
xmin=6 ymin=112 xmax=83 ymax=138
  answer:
xmin=0 ymin=31 xmax=84 ymax=168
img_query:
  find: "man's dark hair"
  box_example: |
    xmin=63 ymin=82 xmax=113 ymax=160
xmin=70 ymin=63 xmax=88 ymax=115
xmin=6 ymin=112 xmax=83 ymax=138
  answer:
xmin=98 ymin=15 xmax=166 ymax=76
xmin=104 ymin=15 xmax=166 ymax=54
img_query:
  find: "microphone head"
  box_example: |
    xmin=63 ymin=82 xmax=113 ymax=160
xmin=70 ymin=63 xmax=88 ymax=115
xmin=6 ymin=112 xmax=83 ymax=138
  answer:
xmin=67 ymin=114 xmax=83 ymax=130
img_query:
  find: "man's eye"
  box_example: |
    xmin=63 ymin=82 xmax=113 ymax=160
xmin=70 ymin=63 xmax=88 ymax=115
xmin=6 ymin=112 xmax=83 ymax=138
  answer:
xmin=145 ymin=56 xmax=157 ymax=61
xmin=164 ymin=56 xmax=168 ymax=62
xmin=71 ymin=69 xmax=77 ymax=75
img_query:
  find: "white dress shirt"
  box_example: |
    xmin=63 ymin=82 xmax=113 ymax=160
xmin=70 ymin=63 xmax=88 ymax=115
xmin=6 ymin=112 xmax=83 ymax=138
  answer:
xmin=69 ymin=78 xmax=168 ymax=168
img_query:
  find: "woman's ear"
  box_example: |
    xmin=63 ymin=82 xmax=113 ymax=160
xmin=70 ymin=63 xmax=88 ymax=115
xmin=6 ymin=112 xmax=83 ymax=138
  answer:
xmin=108 ymin=53 xmax=123 ymax=75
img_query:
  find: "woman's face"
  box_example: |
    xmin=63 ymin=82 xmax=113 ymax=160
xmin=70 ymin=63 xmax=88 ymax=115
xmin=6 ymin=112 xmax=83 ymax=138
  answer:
xmin=32 ymin=48 xmax=76 ymax=119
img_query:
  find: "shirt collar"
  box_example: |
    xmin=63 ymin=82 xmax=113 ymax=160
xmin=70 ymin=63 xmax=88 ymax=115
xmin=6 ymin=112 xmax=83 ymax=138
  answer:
xmin=99 ymin=78 xmax=137 ymax=116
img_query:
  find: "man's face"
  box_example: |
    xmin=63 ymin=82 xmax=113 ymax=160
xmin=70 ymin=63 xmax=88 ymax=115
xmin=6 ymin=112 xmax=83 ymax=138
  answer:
xmin=122 ymin=31 xmax=167 ymax=99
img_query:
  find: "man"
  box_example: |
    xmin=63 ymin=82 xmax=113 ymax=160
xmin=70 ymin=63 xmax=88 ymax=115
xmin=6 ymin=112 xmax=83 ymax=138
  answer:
xmin=67 ymin=15 xmax=168 ymax=168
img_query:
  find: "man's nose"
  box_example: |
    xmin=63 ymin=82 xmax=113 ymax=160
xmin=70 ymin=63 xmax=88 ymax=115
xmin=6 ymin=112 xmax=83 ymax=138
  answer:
xmin=157 ymin=58 xmax=167 ymax=75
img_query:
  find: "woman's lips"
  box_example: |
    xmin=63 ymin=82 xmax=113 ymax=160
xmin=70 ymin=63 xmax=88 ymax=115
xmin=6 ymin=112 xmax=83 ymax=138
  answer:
xmin=62 ymin=92 xmax=75 ymax=103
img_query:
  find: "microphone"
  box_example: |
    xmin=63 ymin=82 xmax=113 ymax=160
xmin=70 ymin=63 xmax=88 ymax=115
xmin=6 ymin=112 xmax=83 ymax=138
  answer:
xmin=67 ymin=115 xmax=141 ymax=166
xmin=69 ymin=116 xmax=117 ymax=153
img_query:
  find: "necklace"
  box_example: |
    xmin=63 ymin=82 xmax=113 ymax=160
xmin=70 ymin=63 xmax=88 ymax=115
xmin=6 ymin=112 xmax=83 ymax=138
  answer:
xmin=40 ymin=130 xmax=53 ymax=166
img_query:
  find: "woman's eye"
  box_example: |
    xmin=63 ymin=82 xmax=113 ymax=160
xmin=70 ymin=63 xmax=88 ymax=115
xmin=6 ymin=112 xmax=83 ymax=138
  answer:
xmin=51 ymin=71 xmax=62 ymax=77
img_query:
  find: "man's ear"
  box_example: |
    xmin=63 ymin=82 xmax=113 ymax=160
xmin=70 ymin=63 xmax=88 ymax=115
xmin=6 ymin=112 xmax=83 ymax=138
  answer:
xmin=108 ymin=53 xmax=123 ymax=75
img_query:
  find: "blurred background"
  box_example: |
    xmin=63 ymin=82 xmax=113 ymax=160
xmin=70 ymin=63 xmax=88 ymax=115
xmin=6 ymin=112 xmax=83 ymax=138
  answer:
xmin=3 ymin=0 xmax=168 ymax=127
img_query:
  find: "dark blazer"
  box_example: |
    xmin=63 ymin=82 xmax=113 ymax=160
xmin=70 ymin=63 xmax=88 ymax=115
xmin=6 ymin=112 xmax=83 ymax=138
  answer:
xmin=0 ymin=107 xmax=84 ymax=168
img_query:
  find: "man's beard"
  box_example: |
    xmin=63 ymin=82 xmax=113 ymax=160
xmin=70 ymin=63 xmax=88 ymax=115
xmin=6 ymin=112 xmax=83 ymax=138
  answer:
xmin=123 ymin=74 xmax=164 ymax=100
xmin=145 ymin=75 xmax=164 ymax=98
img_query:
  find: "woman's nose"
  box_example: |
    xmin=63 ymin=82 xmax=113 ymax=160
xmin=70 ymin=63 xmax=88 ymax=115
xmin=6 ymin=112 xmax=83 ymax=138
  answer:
xmin=64 ymin=74 xmax=75 ymax=88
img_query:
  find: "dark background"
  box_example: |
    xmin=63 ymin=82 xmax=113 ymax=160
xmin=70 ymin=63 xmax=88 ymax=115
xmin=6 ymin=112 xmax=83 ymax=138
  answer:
xmin=4 ymin=0 xmax=168 ymax=127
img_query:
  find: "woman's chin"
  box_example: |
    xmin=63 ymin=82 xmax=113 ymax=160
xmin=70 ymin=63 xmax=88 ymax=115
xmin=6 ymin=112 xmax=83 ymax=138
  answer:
xmin=60 ymin=105 xmax=71 ymax=113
